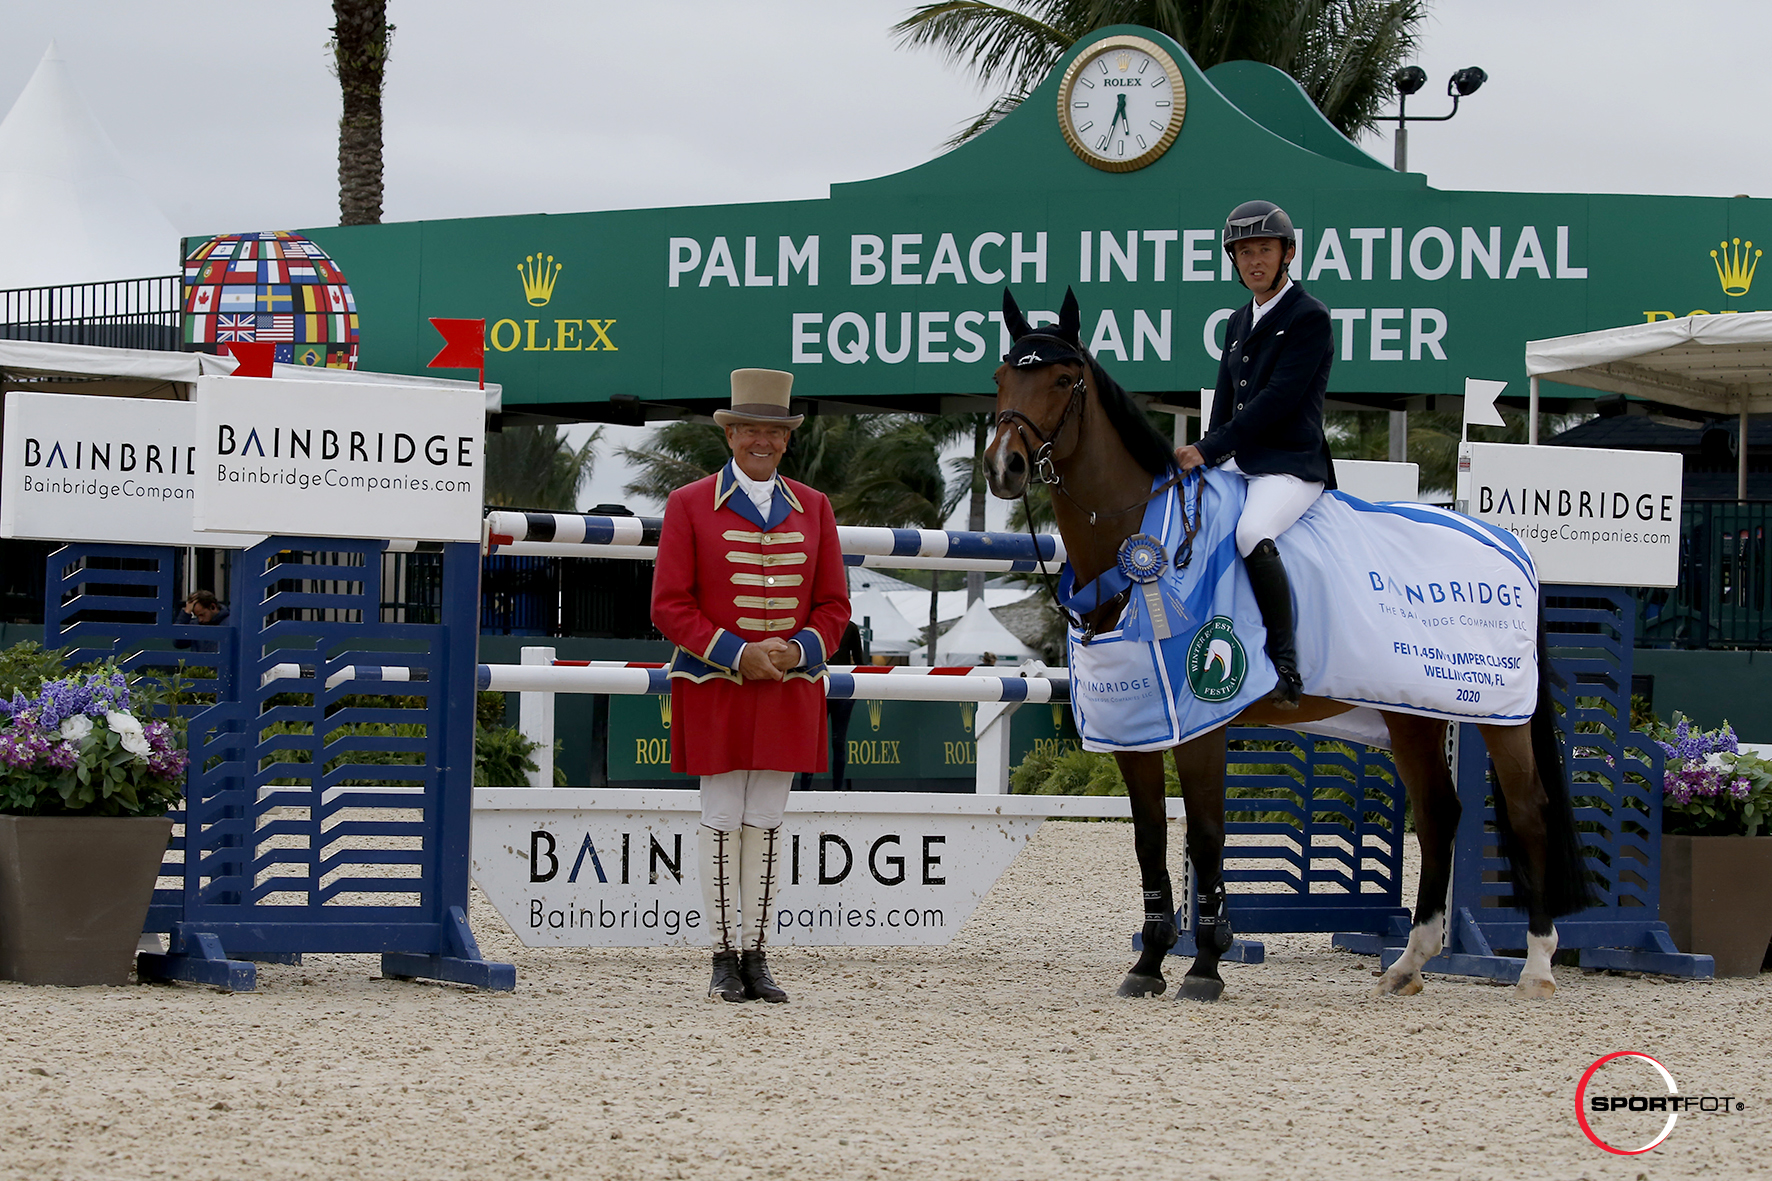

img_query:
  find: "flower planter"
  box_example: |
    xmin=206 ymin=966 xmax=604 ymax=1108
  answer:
xmin=1660 ymin=834 xmax=1772 ymax=977
xmin=0 ymin=815 xmax=173 ymax=986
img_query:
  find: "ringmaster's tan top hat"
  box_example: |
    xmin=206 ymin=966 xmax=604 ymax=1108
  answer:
xmin=714 ymin=368 xmax=805 ymax=428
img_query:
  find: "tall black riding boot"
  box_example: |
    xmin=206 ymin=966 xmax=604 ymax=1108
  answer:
xmin=1243 ymin=538 xmax=1301 ymax=710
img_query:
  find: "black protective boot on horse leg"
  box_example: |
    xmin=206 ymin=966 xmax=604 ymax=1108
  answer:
xmin=1117 ymin=870 xmax=1177 ymax=997
xmin=1171 ymin=738 xmax=1233 ymax=1002
xmin=1113 ymin=750 xmax=1177 ymax=997
xmin=1243 ymin=538 xmax=1301 ymax=710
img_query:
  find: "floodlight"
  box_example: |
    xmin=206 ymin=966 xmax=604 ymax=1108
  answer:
xmin=1450 ymin=67 xmax=1488 ymax=97
xmin=1393 ymin=66 xmax=1427 ymax=96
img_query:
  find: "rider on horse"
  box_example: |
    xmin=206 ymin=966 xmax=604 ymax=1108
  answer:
xmin=1173 ymin=200 xmax=1337 ymax=710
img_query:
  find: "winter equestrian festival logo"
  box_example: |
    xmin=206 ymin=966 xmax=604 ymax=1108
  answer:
xmin=1575 ymin=1051 xmax=1744 ymax=1155
xmin=1185 ymin=616 xmax=1246 ymax=702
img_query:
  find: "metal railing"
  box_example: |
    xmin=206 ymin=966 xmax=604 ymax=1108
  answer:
xmin=0 ymin=274 xmax=183 ymax=351
xmin=1638 ymin=500 xmax=1772 ymax=649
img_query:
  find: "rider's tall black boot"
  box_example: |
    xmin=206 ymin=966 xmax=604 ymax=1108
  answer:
xmin=1243 ymin=538 xmax=1301 ymax=711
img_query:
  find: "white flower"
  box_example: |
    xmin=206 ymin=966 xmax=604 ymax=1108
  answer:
xmin=59 ymin=714 xmax=93 ymax=743
xmin=106 ymin=710 xmax=151 ymax=757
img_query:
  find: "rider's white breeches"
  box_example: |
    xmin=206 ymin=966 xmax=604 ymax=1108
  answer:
xmin=1232 ymin=468 xmax=1324 ymax=557
xmin=700 ymin=769 xmax=794 ymax=832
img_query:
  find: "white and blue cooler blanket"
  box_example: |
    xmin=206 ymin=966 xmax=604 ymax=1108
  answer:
xmin=1060 ymin=468 xmax=1538 ymax=753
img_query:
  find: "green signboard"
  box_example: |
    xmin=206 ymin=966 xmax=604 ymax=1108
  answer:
xmin=287 ymin=26 xmax=1772 ymax=415
xmin=607 ymin=692 xmax=1081 ymax=786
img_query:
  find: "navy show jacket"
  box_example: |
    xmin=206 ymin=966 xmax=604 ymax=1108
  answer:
xmin=1196 ymin=281 xmax=1338 ymax=489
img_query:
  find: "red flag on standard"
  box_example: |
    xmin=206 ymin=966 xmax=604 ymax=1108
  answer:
xmin=428 ymin=318 xmax=485 ymax=371
xmin=225 ymin=341 xmax=275 ymax=377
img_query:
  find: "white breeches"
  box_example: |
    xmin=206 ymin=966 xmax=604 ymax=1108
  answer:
xmin=700 ymin=770 xmax=794 ymax=832
xmin=1233 ymin=467 xmax=1324 ymax=557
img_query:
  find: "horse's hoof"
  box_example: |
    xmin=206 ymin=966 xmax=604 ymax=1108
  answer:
xmin=1373 ymin=973 xmax=1424 ymax=998
xmin=1116 ymin=972 xmax=1167 ymax=998
xmin=1516 ymin=976 xmax=1556 ymax=1000
xmin=1175 ymin=975 xmax=1225 ymax=1003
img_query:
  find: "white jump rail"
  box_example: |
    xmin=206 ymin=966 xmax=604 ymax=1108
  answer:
xmin=481 ymin=647 xmax=1068 ymax=794
xmin=482 ymin=510 xmax=1068 ymax=573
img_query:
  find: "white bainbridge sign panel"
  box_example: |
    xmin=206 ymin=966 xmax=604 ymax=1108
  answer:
xmin=471 ymin=790 xmax=1047 ymax=947
xmin=194 ymin=375 xmax=484 ymax=542
xmin=1 ymin=392 xmax=261 ymax=548
xmin=1460 ymin=442 xmax=1683 ymax=587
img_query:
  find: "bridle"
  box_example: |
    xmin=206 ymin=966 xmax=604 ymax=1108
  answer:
xmin=993 ymin=340 xmax=1198 ymax=639
xmin=995 ymin=345 xmax=1187 ymax=527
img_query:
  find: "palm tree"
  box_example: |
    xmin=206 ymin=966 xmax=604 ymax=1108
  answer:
xmin=485 ymin=424 xmax=603 ymax=511
xmin=892 ymin=0 xmax=1428 ymax=145
xmin=331 ymin=0 xmax=393 ymax=225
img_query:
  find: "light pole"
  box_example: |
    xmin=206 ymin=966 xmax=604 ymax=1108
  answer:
xmin=1390 ymin=65 xmax=1487 ymax=172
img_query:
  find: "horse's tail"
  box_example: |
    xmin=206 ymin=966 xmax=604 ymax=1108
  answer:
xmin=1493 ymin=597 xmax=1599 ymax=917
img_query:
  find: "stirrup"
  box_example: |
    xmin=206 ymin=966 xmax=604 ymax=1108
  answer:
xmin=1267 ymin=666 xmax=1302 ymax=710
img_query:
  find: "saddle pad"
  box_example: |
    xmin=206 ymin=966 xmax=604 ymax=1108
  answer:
xmin=1066 ymin=469 xmax=1538 ymax=753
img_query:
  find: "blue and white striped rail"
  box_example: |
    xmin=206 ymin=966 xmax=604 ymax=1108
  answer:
xmin=476 ymin=661 xmax=1067 ymax=704
xmin=260 ymin=663 xmax=432 ymax=691
xmin=483 ymin=510 xmax=1066 ymax=573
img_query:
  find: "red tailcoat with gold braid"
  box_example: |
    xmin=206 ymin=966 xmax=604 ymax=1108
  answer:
xmin=651 ymin=462 xmax=851 ymax=776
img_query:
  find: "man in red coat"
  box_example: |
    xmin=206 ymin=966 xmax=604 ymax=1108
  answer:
xmin=651 ymin=369 xmax=851 ymax=1004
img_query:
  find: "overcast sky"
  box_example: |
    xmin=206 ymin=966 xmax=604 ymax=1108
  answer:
xmin=4 ymin=0 xmax=1768 ymax=511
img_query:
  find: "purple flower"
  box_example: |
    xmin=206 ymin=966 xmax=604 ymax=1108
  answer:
xmin=40 ymin=741 xmax=78 ymax=771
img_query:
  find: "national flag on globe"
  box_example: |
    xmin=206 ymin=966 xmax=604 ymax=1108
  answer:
xmin=216 ymin=314 xmax=255 ymax=342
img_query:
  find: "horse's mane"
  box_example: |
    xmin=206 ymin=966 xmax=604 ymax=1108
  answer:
xmin=1085 ymin=352 xmax=1180 ymax=478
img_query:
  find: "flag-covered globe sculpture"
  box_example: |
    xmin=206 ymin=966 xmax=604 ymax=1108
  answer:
xmin=183 ymin=231 xmax=359 ymax=368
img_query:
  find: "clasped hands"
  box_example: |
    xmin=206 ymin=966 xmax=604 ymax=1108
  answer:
xmin=738 ymin=637 xmax=801 ymax=682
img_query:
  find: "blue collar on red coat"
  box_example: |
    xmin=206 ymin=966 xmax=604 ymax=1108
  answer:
xmin=713 ymin=460 xmax=803 ymax=531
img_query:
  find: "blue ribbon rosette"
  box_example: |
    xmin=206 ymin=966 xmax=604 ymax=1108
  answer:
xmin=1116 ymin=532 xmax=1190 ymax=642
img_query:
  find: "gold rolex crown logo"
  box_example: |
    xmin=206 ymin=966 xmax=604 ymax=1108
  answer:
xmin=1115 ymin=52 xmax=1132 ymax=71
xmin=960 ymin=701 xmax=976 ymax=734
xmin=1712 ymin=237 xmax=1761 ymax=297
xmin=867 ymin=698 xmax=884 ymax=731
xmin=518 ymin=251 xmax=563 ymax=306
xmin=658 ymin=695 xmax=672 ymax=730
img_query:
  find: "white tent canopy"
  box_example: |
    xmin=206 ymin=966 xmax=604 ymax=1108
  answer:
xmin=917 ymin=598 xmax=1035 ymax=666
xmin=0 ymin=44 xmax=178 ymax=289
xmin=1524 ymin=311 xmax=1772 ymax=497
xmin=0 ymin=338 xmax=502 ymax=413
xmin=847 ymin=588 xmax=920 ymax=655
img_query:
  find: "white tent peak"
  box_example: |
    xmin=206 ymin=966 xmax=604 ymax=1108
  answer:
xmin=926 ymin=598 xmax=1035 ymax=666
xmin=0 ymin=42 xmax=179 ymax=289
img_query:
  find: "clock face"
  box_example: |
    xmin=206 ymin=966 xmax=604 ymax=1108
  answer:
xmin=1056 ymin=36 xmax=1186 ymax=172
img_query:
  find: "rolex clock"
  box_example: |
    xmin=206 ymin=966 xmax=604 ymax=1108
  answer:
xmin=1056 ymin=35 xmax=1186 ymax=172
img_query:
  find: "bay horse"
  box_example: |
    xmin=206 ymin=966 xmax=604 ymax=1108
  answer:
xmin=984 ymin=289 xmax=1593 ymax=1002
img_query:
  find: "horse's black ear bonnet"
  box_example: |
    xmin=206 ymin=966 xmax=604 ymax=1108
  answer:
xmin=1001 ymin=287 xmax=1085 ymax=368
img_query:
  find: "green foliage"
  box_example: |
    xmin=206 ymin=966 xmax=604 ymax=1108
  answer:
xmin=485 ymin=423 xmax=603 ymax=511
xmin=893 ymin=0 xmax=1432 ymax=145
xmin=1008 ymin=732 xmax=1390 ymax=830
xmin=0 ymin=641 xmax=75 ymax=702
xmin=0 ymin=658 xmax=187 ymax=818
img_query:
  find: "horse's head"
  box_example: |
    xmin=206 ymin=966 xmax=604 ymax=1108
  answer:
xmin=985 ymin=287 xmax=1087 ymax=501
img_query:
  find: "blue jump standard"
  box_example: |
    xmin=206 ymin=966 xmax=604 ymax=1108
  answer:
xmin=49 ymin=538 xmax=515 ymax=994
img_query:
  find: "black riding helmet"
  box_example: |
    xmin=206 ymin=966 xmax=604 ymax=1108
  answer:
xmin=1222 ymin=200 xmax=1296 ymax=293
